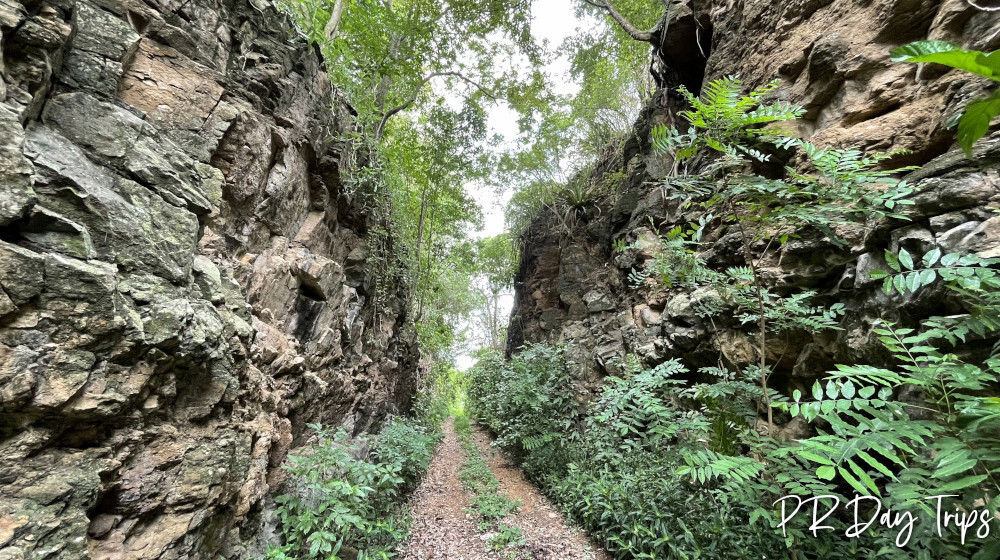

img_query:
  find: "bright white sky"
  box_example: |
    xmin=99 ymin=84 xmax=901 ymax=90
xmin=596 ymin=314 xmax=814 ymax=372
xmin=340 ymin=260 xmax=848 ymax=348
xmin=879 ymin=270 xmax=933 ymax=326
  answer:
xmin=474 ymin=0 xmax=582 ymax=239
xmin=454 ymin=0 xmax=585 ymax=370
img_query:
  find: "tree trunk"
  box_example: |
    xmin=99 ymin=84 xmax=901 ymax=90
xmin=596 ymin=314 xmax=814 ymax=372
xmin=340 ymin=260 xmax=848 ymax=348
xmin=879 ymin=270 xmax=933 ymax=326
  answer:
xmin=323 ymin=0 xmax=345 ymax=40
xmin=731 ymin=200 xmax=774 ymax=432
xmin=414 ymin=182 xmax=430 ymax=276
xmin=416 ymin=203 xmax=437 ymax=321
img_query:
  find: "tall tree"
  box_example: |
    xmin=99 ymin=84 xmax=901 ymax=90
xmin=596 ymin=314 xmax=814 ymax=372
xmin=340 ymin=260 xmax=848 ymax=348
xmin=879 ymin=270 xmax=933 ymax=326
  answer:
xmin=471 ymin=234 xmax=517 ymax=352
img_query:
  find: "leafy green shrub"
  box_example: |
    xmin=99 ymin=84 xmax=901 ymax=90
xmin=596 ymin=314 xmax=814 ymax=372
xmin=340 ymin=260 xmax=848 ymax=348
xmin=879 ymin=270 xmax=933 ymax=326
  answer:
xmin=454 ymin=414 xmax=472 ymax=435
xmin=412 ymin=361 xmax=467 ymax=432
xmin=640 ymin=77 xmax=1000 ymax=558
xmin=467 ymin=346 xmax=580 ymax=481
xmin=455 ymin=415 xmax=521 ymax=519
xmin=552 ymin=453 xmax=787 ymax=559
xmin=651 ymin=77 xmax=804 ymax=170
xmin=374 ymin=418 xmax=441 ymax=492
xmin=458 ymin=451 xmax=499 ymax=495
xmin=646 ymin=76 xmax=915 ymax=428
xmin=756 ymin=247 xmax=1000 ymax=558
xmin=470 ymin=492 xmax=521 ymax=522
xmin=469 ymin=262 xmax=1000 ymax=558
xmin=488 ymin=525 xmax=525 ymax=551
xmin=452 ymin=413 xmax=522 ymax=546
xmin=468 ymin=348 xmax=788 ymax=559
xmin=266 ymin=418 xmax=439 ymax=560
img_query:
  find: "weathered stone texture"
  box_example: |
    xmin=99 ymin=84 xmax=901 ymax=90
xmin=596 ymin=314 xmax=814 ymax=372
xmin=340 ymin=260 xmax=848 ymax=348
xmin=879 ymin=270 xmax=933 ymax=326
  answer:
xmin=509 ymin=0 xmax=1000 ymax=409
xmin=0 ymin=0 xmax=418 ymax=559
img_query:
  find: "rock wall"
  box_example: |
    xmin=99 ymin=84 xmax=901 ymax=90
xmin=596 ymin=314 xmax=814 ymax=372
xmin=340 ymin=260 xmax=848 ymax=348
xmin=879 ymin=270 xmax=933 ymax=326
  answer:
xmin=508 ymin=0 xmax=1000 ymax=407
xmin=0 ymin=0 xmax=419 ymax=558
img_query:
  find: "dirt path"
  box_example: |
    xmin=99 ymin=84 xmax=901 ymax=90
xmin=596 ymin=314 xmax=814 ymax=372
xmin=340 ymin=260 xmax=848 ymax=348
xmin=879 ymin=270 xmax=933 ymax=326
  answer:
xmin=400 ymin=418 xmax=610 ymax=560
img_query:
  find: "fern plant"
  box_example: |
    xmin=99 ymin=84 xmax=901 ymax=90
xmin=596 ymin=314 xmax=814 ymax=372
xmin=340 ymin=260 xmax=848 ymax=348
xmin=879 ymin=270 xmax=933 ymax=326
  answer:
xmin=665 ymin=78 xmax=804 ymax=164
xmin=474 ymin=76 xmax=1000 ymax=558
xmin=591 ymin=358 xmax=693 ymax=453
xmin=761 ymin=242 xmax=1000 ymax=555
xmin=640 ymin=76 xmax=1000 ymax=557
xmin=627 ymin=216 xmax=717 ymax=288
xmin=645 ymin=77 xmax=914 ymax=430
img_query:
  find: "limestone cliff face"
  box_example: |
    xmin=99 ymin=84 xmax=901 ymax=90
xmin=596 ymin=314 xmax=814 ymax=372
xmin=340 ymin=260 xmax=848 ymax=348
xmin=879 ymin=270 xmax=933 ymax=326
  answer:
xmin=0 ymin=0 xmax=418 ymax=558
xmin=509 ymin=0 xmax=1000 ymax=412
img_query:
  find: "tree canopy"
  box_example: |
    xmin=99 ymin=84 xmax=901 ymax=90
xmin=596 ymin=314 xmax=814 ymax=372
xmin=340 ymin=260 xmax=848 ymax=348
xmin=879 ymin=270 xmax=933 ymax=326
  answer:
xmin=278 ymin=0 xmax=666 ymax=362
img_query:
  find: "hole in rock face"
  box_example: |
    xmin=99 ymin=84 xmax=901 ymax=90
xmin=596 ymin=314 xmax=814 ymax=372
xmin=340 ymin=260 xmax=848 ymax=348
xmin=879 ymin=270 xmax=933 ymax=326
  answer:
xmin=297 ymin=278 xmax=326 ymax=302
xmin=291 ymin=292 xmax=325 ymax=341
xmin=86 ymin=485 xmax=121 ymax=521
xmin=652 ymin=12 xmax=713 ymax=95
xmin=127 ymin=10 xmax=149 ymax=34
xmin=55 ymin=423 xmax=109 ymax=449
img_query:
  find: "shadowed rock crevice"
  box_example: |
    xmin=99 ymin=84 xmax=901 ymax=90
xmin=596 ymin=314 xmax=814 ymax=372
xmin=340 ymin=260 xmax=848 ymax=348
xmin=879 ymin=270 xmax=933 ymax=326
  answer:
xmin=651 ymin=1 xmax=713 ymax=95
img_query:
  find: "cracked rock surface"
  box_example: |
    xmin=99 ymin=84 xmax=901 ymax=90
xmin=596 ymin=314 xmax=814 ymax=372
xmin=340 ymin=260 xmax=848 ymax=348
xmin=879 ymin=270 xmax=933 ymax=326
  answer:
xmin=0 ymin=0 xmax=418 ymax=558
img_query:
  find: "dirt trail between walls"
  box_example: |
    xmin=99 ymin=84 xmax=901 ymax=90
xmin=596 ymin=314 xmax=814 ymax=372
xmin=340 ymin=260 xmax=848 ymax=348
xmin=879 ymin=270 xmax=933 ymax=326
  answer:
xmin=401 ymin=418 xmax=610 ymax=560
xmin=470 ymin=427 xmax=612 ymax=560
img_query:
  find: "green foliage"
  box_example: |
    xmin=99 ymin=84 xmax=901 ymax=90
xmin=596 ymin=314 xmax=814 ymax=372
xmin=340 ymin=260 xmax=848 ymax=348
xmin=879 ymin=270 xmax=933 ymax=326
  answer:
xmin=636 ymin=75 xmax=1000 ymax=557
xmin=373 ymin=419 xmax=440 ymax=492
xmin=625 ymin=218 xmax=711 ymax=289
xmin=771 ymin=313 xmax=1000 ymax=555
xmin=279 ymin=0 xmax=538 ymax=138
xmin=467 ymin=347 xmax=790 ymax=559
xmin=454 ymin=414 xmax=522 ymax=543
xmin=479 ymin=74 xmax=1000 ymax=559
xmin=773 ymin=249 xmax=1000 ymax=513
xmin=469 ymin=234 xmax=518 ymax=352
xmin=665 ymin=78 xmax=805 ymax=164
xmin=472 ymin=325 xmax=1000 ymax=558
xmin=467 ymin=346 xmax=580 ymax=479
xmin=266 ymin=419 xmax=440 ymax=560
xmin=487 ymin=525 xmax=525 ymax=551
xmin=645 ymin=76 xmax=915 ymax=430
xmin=553 ymin=455 xmax=784 ymax=559
xmin=470 ymin=491 xmax=522 ymax=522
xmin=634 ymin=223 xmax=847 ymax=335
xmin=276 ymin=0 xmax=543 ymax=363
xmin=870 ymin=247 xmax=1000 ymax=296
xmin=652 ymin=79 xmax=915 ymax=233
xmin=500 ymin=1 xmax=663 ymax=241
xmin=412 ymin=361 xmax=468 ymax=431
xmin=891 ymin=40 xmax=1000 ymax=156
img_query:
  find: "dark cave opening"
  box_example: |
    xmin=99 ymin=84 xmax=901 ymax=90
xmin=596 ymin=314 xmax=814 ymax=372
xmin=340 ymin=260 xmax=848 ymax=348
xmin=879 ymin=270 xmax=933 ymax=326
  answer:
xmin=652 ymin=12 xmax=714 ymax=95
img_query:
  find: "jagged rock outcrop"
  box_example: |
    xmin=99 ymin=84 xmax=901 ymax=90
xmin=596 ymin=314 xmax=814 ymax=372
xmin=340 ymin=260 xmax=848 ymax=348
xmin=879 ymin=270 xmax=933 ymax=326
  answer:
xmin=509 ymin=0 xmax=1000 ymax=404
xmin=0 ymin=0 xmax=418 ymax=558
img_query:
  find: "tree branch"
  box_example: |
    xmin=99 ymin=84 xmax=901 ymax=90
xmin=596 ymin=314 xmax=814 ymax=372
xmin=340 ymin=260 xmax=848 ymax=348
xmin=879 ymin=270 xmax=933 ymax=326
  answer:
xmin=375 ymin=71 xmax=496 ymax=139
xmin=582 ymin=0 xmax=655 ymax=42
xmin=322 ymin=0 xmax=345 ymax=40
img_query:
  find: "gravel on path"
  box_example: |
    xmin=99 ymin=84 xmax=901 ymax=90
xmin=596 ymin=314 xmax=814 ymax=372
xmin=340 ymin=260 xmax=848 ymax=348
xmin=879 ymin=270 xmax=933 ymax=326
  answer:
xmin=471 ymin=427 xmax=612 ymax=560
xmin=400 ymin=418 xmax=611 ymax=560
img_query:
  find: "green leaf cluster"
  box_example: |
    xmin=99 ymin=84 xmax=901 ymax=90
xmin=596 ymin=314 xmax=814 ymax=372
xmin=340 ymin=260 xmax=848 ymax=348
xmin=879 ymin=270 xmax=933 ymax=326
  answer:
xmin=466 ymin=348 xmax=792 ymax=559
xmin=265 ymin=419 xmax=440 ymax=560
xmin=487 ymin=524 xmax=526 ymax=552
xmin=870 ymin=247 xmax=1000 ymax=298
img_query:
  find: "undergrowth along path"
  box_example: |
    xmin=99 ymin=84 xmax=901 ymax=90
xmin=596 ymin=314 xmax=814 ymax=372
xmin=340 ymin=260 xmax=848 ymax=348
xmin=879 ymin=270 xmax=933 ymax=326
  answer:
xmin=401 ymin=418 xmax=609 ymax=560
